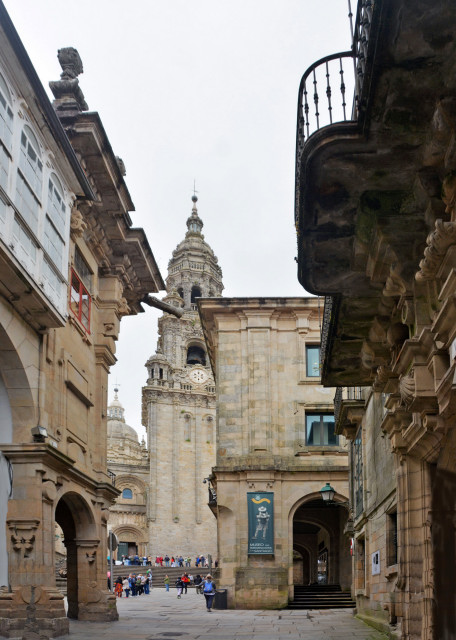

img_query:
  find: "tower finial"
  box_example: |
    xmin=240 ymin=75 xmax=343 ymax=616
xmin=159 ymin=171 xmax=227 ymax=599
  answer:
xmin=192 ymin=180 xmax=198 ymax=207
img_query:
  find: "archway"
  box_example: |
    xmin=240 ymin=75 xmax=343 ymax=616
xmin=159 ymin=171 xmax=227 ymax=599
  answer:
xmin=113 ymin=525 xmax=147 ymax=562
xmin=291 ymin=493 xmax=351 ymax=590
xmin=55 ymin=492 xmax=97 ymax=619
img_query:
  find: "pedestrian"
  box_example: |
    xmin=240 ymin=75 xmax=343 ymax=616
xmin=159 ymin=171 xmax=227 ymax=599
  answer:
xmin=123 ymin=576 xmax=130 ymax=597
xmin=114 ymin=576 xmax=123 ymax=597
xmin=164 ymin=554 xmax=170 ymax=566
xmin=164 ymin=574 xmax=170 ymax=592
xmin=144 ymin=575 xmax=150 ymax=595
xmin=130 ymin=573 xmax=137 ymax=596
xmin=194 ymin=574 xmax=203 ymax=594
xmin=175 ymin=575 xmax=184 ymax=598
xmin=182 ymin=573 xmax=189 ymax=594
xmin=202 ymin=574 xmax=216 ymax=612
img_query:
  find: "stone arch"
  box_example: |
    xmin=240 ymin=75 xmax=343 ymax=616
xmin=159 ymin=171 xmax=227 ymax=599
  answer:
xmin=55 ymin=491 xmax=99 ymax=620
xmin=186 ymin=339 xmax=206 ymax=366
xmin=113 ymin=524 xmax=148 ymax=560
xmin=0 ymin=321 xmax=36 ymax=442
xmin=115 ymin=475 xmax=147 ymax=505
xmin=288 ymin=491 xmax=351 ymax=590
xmin=113 ymin=524 xmax=147 ymax=543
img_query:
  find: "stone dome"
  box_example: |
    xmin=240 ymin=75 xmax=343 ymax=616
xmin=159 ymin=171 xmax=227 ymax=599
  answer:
xmin=107 ymin=389 xmax=139 ymax=442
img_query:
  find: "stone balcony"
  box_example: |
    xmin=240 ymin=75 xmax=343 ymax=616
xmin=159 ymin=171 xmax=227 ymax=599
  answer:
xmin=334 ymin=386 xmax=365 ymax=440
xmin=294 ymin=0 xmax=456 ymax=386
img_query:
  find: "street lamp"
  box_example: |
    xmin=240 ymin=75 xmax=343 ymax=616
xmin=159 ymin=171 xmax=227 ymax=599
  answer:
xmin=320 ymin=482 xmax=336 ymax=504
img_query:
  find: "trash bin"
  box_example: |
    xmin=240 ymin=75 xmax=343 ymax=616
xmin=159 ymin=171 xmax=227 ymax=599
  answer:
xmin=214 ymin=588 xmax=227 ymax=610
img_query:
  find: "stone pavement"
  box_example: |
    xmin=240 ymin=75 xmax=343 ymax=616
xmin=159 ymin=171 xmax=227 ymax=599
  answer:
xmin=55 ymin=589 xmax=388 ymax=640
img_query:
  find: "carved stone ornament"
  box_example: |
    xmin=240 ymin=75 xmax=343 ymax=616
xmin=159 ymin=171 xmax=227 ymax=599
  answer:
xmin=416 ymin=219 xmax=456 ymax=282
xmin=383 ymin=264 xmax=407 ymax=298
xmin=49 ymin=47 xmax=89 ymax=111
xmin=399 ymin=370 xmax=416 ymax=408
xmin=117 ymin=297 xmax=130 ymax=317
xmin=70 ymin=207 xmax=87 ymax=237
xmin=8 ymin=519 xmax=40 ymax=558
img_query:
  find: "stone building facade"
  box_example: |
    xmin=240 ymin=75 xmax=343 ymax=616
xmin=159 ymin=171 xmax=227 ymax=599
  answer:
xmin=142 ymin=196 xmax=222 ymax=560
xmin=107 ymin=391 xmax=149 ymax=559
xmin=295 ymin=0 xmax=456 ymax=637
xmin=0 ymin=4 xmax=169 ymax=637
xmin=199 ymin=297 xmax=350 ymax=609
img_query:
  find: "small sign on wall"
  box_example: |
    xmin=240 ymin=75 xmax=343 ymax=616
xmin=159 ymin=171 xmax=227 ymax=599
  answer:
xmin=371 ymin=550 xmax=380 ymax=575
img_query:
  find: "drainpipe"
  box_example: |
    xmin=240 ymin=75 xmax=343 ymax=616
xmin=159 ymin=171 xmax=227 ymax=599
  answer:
xmin=141 ymin=295 xmax=183 ymax=318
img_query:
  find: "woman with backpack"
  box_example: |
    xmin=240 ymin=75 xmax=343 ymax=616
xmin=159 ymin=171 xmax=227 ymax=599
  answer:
xmin=202 ymin=574 xmax=216 ymax=612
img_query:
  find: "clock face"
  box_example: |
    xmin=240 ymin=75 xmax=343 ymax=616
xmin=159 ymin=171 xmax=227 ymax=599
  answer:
xmin=189 ymin=368 xmax=208 ymax=384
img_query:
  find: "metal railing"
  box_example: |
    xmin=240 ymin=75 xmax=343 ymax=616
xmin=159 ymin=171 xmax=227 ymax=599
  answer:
xmin=334 ymin=386 xmax=364 ymax=425
xmin=295 ymin=0 xmax=375 ymax=174
xmin=107 ymin=469 xmax=116 ymax=486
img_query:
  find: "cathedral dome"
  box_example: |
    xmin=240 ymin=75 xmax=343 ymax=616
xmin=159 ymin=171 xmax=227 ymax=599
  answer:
xmin=107 ymin=418 xmax=139 ymax=442
xmin=107 ymin=389 xmax=139 ymax=442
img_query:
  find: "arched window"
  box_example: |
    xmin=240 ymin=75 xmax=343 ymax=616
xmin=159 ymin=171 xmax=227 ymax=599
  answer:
xmin=122 ymin=488 xmax=133 ymax=499
xmin=187 ymin=345 xmax=206 ymax=366
xmin=191 ymin=286 xmax=201 ymax=304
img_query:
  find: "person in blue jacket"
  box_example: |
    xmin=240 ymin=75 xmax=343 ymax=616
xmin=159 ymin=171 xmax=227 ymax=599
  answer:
xmin=202 ymin=574 xmax=216 ymax=612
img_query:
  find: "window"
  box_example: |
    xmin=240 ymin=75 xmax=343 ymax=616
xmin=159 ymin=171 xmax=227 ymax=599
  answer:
xmin=0 ymin=72 xmax=13 ymax=153
xmin=306 ymin=345 xmax=320 ymax=377
xmin=47 ymin=174 xmax=67 ymax=237
xmin=70 ymin=249 xmax=91 ymax=332
xmin=19 ymin=126 xmax=42 ymax=198
xmin=15 ymin=172 xmax=40 ymax=234
xmin=191 ymin=285 xmax=201 ymax=304
xmin=387 ymin=511 xmax=398 ymax=566
xmin=305 ymin=414 xmax=337 ymax=445
xmin=122 ymin=488 xmax=133 ymax=499
xmin=353 ymin=428 xmax=363 ymax=517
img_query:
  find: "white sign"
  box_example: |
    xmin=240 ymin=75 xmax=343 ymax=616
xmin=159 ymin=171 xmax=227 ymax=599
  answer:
xmin=371 ymin=550 xmax=380 ymax=575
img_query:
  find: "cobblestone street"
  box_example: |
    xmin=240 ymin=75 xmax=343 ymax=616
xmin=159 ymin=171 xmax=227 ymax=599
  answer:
xmin=55 ymin=589 xmax=388 ymax=640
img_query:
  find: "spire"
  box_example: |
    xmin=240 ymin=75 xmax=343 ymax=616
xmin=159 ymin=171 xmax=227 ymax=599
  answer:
xmin=186 ymin=193 xmax=204 ymax=235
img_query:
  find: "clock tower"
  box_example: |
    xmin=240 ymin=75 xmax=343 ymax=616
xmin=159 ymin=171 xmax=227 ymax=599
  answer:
xmin=142 ymin=195 xmax=223 ymax=559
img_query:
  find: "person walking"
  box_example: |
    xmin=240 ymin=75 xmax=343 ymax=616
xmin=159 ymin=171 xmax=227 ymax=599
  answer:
xmin=123 ymin=576 xmax=130 ymax=597
xmin=193 ymin=574 xmax=203 ymax=594
xmin=202 ymin=574 xmax=216 ymax=612
xmin=114 ymin=576 xmax=123 ymax=598
xmin=164 ymin=574 xmax=170 ymax=592
xmin=175 ymin=575 xmax=184 ymax=598
xmin=182 ymin=573 xmax=189 ymax=594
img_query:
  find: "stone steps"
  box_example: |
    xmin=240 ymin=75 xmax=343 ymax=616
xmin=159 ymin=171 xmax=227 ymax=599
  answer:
xmin=288 ymin=584 xmax=356 ymax=609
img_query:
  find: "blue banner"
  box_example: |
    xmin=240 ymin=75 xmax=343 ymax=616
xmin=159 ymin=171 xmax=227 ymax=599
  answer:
xmin=247 ymin=492 xmax=274 ymax=555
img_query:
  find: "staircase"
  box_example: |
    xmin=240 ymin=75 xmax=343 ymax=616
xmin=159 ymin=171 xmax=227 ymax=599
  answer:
xmin=288 ymin=584 xmax=356 ymax=609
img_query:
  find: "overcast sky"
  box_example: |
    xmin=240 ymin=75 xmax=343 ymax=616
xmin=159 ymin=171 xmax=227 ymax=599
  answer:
xmin=4 ymin=0 xmax=350 ymax=437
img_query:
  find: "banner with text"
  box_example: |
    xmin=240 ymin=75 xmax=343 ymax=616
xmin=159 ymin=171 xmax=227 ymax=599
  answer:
xmin=247 ymin=492 xmax=274 ymax=555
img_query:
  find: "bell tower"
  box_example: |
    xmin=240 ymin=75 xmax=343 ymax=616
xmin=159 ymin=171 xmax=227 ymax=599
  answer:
xmin=142 ymin=194 xmax=223 ymax=558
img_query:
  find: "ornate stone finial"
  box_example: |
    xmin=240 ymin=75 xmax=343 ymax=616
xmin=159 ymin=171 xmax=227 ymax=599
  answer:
xmin=57 ymin=47 xmax=84 ymax=79
xmin=49 ymin=47 xmax=88 ymax=112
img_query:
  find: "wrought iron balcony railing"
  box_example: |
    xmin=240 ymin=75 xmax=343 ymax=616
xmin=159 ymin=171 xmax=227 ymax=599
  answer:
xmin=296 ymin=0 xmax=374 ymax=148
xmin=334 ymin=386 xmax=364 ymax=426
xmin=295 ymin=1 xmax=375 ymax=218
xmin=107 ymin=469 xmax=116 ymax=486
